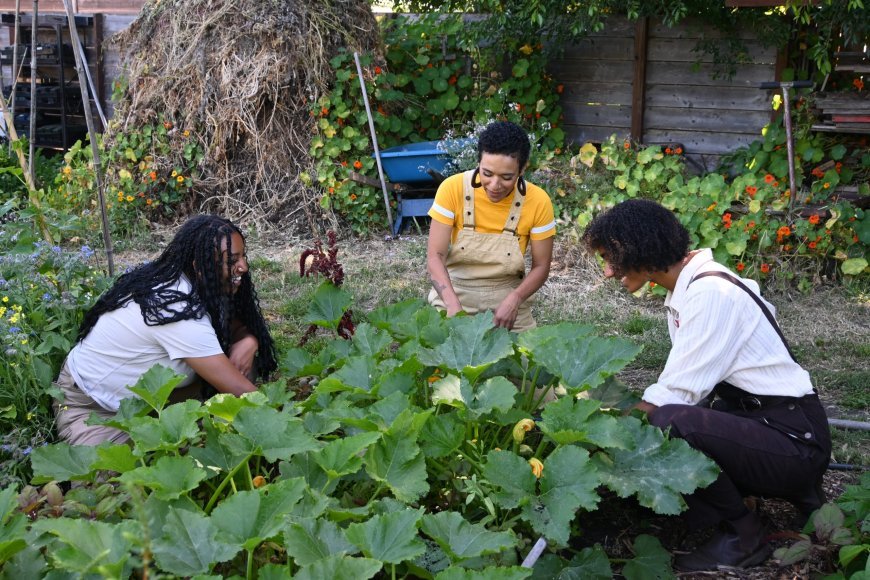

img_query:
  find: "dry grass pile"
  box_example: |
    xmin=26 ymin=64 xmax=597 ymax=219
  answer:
xmin=108 ymin=0 xmax=380 ymax=233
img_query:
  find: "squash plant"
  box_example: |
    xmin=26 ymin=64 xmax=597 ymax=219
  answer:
xmin=5 ymin=298 xmax=719 ymax=578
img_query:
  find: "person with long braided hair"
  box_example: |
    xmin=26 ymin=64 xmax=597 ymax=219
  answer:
xmin=54 ymin=215 xmax=277 ymax=445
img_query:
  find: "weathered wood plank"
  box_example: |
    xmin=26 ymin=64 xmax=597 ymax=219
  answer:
xmin=558 ymin=36 xmax=635 ymax=60
xmin=562 ymin=103 xmax=632 ymax=127
xmin=646 ymin=61 xmax=776 ymax=86
xmin=645 ymin=84 xmax=769 ymax=110
xmin=557 ymin=81 xmax=633 ymax=106
xmin=0 ymin=0 xmax=143 ymax=12
xmin=643 ymin=128 xmax=760 ymax=155
xmin=645 ymin=105 xmax=769 ymax=133
xmin=648 ymin=37 xmax=777 ymax=64
xmin=564 ymin=125 xmax=630 ymax=145
xmin=547 ymin=58 xmax=634 ymax=81
xmin=649 ymin=18 xmax=761 ymax=41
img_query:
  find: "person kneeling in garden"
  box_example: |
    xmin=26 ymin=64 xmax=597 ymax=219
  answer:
xmin=582 ymin=199 xmax=831 ymax=572
xmin=426 ymin=120 xmax=555 ymax=331
xmin=54 ymin=214 xmax=276 ymax=446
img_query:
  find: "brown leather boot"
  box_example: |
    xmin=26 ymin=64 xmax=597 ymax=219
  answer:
xmin=675 ymin=511 xmax=771 ymax=572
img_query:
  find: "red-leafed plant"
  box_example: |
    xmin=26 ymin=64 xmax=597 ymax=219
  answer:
xmin=299 ymin=231 xmax=354 ymax=343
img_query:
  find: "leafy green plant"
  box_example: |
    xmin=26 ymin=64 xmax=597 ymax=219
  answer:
xmin=1 ymin=302 xmax=721 ymax=577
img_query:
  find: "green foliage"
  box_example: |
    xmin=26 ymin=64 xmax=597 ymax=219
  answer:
xmin=309 ymin=15 xmax=565 ymax=234
xmin=0 ymin=300 xmax=722 ymax=577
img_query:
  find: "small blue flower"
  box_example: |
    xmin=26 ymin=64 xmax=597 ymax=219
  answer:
xmin=51 ymin=245 xmax=62 ymax=254
xmin=80 ymin=245 xmax=94 ymax=259
xmin=8 ymin=327 xmax=20 ymax=334
xmin=42 ymin=292 xmax=52 ymax=301
xmin=0 ymin=277 xmax=6 ymax=288
xmin=21 ymin=446 xmax=32 ymax=456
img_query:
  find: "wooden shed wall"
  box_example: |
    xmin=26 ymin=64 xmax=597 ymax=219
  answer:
xmin=551 ymin=16 xmax=779 ymax=171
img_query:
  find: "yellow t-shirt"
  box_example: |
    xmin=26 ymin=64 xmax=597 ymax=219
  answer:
xmin=428 ymin=171 xmax=556 ymax=254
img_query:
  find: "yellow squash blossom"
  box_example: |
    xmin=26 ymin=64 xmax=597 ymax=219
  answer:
xmin=512 ymin=418 xmax=535 ymax=443
xmin=529 ymin=458 xmax=544 ymax=478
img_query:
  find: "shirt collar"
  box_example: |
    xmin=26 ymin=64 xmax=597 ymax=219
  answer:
xmin=664 ymin=249 xmax=714 ymax=309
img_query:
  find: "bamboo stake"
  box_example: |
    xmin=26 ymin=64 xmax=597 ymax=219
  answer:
xmin=28 ymin=0 xmax=36 ymax=183
xmin=62 ymin=0 xmax=113 ymax=275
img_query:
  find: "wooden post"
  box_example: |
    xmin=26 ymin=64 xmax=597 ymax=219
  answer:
xmin=62 ymin=0 xmax=113 ymax=275
xmin=630 ymin=17 xmax=649 ymax=143
xmin=27 ymin=0 xmax=36 ymax=181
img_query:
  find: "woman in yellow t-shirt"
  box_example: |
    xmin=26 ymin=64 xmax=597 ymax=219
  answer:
xmin=426 ymin=121 xmax=555 ymax=331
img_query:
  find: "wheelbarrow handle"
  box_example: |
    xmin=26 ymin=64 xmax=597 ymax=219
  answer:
xmin=758 ymin=81 xmax=814 ymax=89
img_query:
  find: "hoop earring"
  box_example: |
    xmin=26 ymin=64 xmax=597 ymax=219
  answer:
xmin=518 ymin=176 xmax=526 ymax=196
xmin=471 ymin=168 xmax=481 ymax=188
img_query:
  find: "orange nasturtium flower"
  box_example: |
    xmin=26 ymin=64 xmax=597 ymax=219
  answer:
xmin=177 ymin=175 xmax=185 ymax=184
xmin=350 ymin=193 xmax=358 ymax=201
xmin=823 ymin=182 xmax=831 ymax=189
xmin=808 ymin=214 xmax=820 ymax=225
xmin=808 ymin=241 xmax=817 ymax=249
xmin=777 ymin=226 xmax=791 ymax=237
xmin=854 ymin=78 xmax=865 ymax=91
xmin=764 ymin=174 xmax=775 ymax=184
xmin=62 ymin=166 xmax=71 ymax=175
xmin=149 ymin=170 xmax=157 ymax=181
xmin=623 ymin=141 xmax=630 ymax=150
xmin=760 ymin=263 xmax=770 ymax=274
xmin=736 ymin=263 xmax=745 ymax=272
xmin=353 ymin=160 xmax=363 ymax=170
xmin=512 ymin=419 xmax=535 ymax=443
xmin=529 ymin=458 xmax=544 ymax=478
xmin=675 ymin=147 xmax=683 ymax=155
xmin=126 ymin=195 xmax=134 ymax=202
xmin=374 ymin=66 xmax=382 ymax=75
xmin=665 ymin=147 xmax=673 ymax=155
xmin=706 ymin=202 xmax=717 ymax=212
xmin=745 ymin=186 xmax=758 ymax=196
xmin=146 ymin=199 xmax=152 ymax=205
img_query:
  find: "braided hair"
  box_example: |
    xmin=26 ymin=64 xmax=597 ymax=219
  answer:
xmin=77 ymin=215 xmax=277 ymax=377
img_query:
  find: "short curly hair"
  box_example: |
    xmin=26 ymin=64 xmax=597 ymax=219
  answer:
xmin=582 ymin=199 xmax=690 ymax=274
xmin=477 ymin=121 xmax=531 ymax=170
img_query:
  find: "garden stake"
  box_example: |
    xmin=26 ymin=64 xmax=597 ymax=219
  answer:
xmin=28 ymin=0 xmax=36 ymax=184
xmin=353 ymin=52 xmax=394 ymax=235
xmin=521 ymin=536 xmax=547 ymax=568
xmin=62 ymin=0 xmax=115 ymax=276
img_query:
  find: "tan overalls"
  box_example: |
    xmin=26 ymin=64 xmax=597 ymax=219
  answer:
xmin=428 ymin=170 xmax=536 ymax=331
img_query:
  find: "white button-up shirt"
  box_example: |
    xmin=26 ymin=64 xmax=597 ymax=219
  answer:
xmin=642 ymin=249 xmax=815 ymax=407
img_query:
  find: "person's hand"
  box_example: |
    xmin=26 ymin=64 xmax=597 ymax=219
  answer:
xmin=228 ymin=335 xmax=258 ymax=378
xmin=445 ymin=302 xmax=464 ymax=318
xmin=627 ymin=400 xmax=658 ymax=417
xmin=493 ymin=292 xmax=521 ymax=329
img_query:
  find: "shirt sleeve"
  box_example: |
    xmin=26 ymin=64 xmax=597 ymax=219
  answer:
xmin=529 ymin=191 xmax=556 ymax=241
xmin=428 ymin=173 xmax=462 ymax=226
xmin=642 ymin=283 xmax=745 ymax=406
xmin=148 ymin=315 xmax=225 ymax=361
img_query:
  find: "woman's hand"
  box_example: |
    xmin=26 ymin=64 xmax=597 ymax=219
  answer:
xmin=493 ymin=291 xmax=521 ymax=329
xmin=228 ymin=335 xmax=258 ymax=378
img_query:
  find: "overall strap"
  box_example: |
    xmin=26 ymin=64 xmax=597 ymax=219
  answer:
xmin=502 ymin=185 xmax=525 ymax=235
xmin=690 ymin=271 xmax=797 ymax=362
xmin=461 ymin=170 xmax=476 ymax=229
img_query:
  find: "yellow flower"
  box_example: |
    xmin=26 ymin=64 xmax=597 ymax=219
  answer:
xmin=1 ymin=297 xmax=7 ymax=303
xmin=0 ymin=306 xmax=6 ymax=317
xmin=529 ymin=458 xmax=544 ymax=478
xmin=126 ymin=195 xmax=134 ymax=202
xmin=512 ymin=418 xmax=535 ymax=443
xmin=176 ymin=175 xmax=185 ymax=184
xmin=171 ymin=170 xmax=178 ymax=177
xmin=252 ymin=475 xmax=266 ymax=488
xmin=62 ymin=166 xmax=71 ymax=175
xmin=9 ymin=314 xmax=19 ymax=324
xmin=20 ymin=338 xmax=27 ymax=345
xmin=183 ymin=130 xmax=190 ymax=137
xmin=519 ymin=44 xmax=533 ymax=55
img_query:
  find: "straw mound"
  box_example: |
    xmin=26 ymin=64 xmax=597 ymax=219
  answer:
xmin=108 ymin=0 xmax=380 ymax=234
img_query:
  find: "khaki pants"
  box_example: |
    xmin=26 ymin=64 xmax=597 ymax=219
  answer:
xmin=53 ymin=360 xmax=130 ymax=446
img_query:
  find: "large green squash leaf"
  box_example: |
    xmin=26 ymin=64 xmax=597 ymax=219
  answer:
xmin=220 ymin=406 xmax=319 ymax=462
xmin=31 ymin=518 xmax=139 ymax=577
xmin=481 ymin=450 xmax=536 ymax=510
xmin=532 ymin=547 xmax=613 ymax=579
xmin=418 ymin=312 xmax=514 ymax=382
xmin=345 ymin=508 xmax=426 ymax=564
xmin=622 ymin=534 xmax=675 ymax=580
xmin=188 ymin=419 xmax=249 ymax=478
xmin=127 ymin=399 xmax=205 ymax=453
xmin=538 ymin=396 xmax=632 ymax=450
xmin=314 ymin=432 xmax=382 ymax=479
xmin=90 ymin=443 xmax=139 ymax=474
xmin=419 ymin=411 xmax=464 ymax=458
xmin=116 ymin=455 xmax=207 ymax=500
xmin=436 ymin=566 xmax=532 ymax=579
xmin=349 ymin=322 xmax=393 ymax=358
xmin=0 ymin=488 xmax=26 ymax=563
xmin=304 ymin=282 xmax=353 ymax=329
xmin=205 ymin=392 xmax=262 ymax=422
xmin=211 ymin=478 xmax=307 ymax=550
xmin=127 ymin=364 xmax=186 ymax=413
xmin=284 ymin=517 xmax=358 ymax=567
xmin=151 ymin=509 xmax=239 ymax=576
xmin=317 ymin=356 xmax=377 ymax=394
xmin=294 ymin=554 xmax=382 ymax=580
xmin=431 ymin=375 xmax=517 ymax=419
xmin=365 ymin=432 xmax=429 ymax=502
xmin=30 ymin=443 xmax=98 ymax=484
xmin=420 ymin=511 xmax=516 ymax=562
xmin=592 ymin=417 xmax=719 ymax=515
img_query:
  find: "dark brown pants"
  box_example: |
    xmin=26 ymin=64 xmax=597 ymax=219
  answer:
xmin=649 ymin=393 xmax=831 ymax=528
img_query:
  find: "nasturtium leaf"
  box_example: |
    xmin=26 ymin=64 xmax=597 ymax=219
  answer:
xmin=0 ymin=488 xmax=26 ymax=563
xmin=280 ymin=347 xmax=324 ymax=378
xmin=539 ymin=397 xmax=631 ymax=450
xmin=522 ymin=328 xmax=641 ymax=392
xmin=365 ymin=432 xmax=429 ymax=502
xmin=621 ymin=534 xmax=674 ymax=580
xmin=211 ymin=478 xmax=307 ymax=549
xmin=420 ymin=511 xmax=516 ymax=562
xmin=116 ymin=455 xmax=207 ymax=500
xmin=294 ymin=554 xmax=382 ymax=580
xmin=481 ymin=450 xmax=536 ymax=509
xmin=522 ymin=446 xmax=600 ymax=546
xmin=725 ymin=239 xmax=747 ymax=256
xmin=284 ymin=517 xmax=357 ymax=566
xmin=593 ymin=417 xmax=719 ymax=515
xmin=205 ymin=392 xmax=260 ymax=422
xmin=90 ymin=442 xmax=138 ymax=474
xmin=432 ymin=375 xmax=517 ymax=419
xmin=435 ymin=566 xmax=532 ymax=579
xmin=773 ymin=539 xmax=812 ymax=566
xmin=152 ymin=509 xmax=239 ymax=576
xmin=127 ymin=399 xmax=205 ymax=452
xmin=221 ymin=405 xmax=319 ymax=462
xmin=127 ymin=364 xmax=186 ymax=413
xmin=346 ymin=508 xmax=426 ymax=564
xmin=350 ymin=322 xmax=393 ymax=358
xmin=842 ymin=258 xmax=868 ymax=276
xmin=30 ymin=518 xmax=139 ymax=577
xmin=314 ymin=432 xmax=382 ymax=479
xmin=304 ymin=282 xmax=353 ymax=329
xmin=30 ymin=443 xmax=98 ymax=484
xmin=317 ymin=356 xmax=377 ymax=394
xmin=420 ymin=411 xmax=464 ymax=458
xmin=419 ymin=312 xmax=514 ymax=381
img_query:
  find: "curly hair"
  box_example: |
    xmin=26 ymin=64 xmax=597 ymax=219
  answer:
xmin=77 ymin=214 xmax=277 ymax=377
xmin=582 ymin=199 xmax=690 ymax=274
xmin=477 ymin=121 xmax=531 ymax=170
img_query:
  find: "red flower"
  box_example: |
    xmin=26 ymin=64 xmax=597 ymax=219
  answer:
xmin=736 ymin=263 xmax=745 ymax=272
xmin=556 ymin=84 xmax=564 ymax=94
xmin=745 ymin=186 xmax=757 ymax=197
xmin=675 ymin=147 xmax=683 ymax=155
xmin=808 ymin=214 xmax=820 ymax=225
xmin=764 ymin=174 xmax=775 ymax=183
xmin=448 ymin=75 xmax=457 ymax=85
xmin=320 ymin=107 xmax=329 ymax=116
xmin=760 ymin=264 xmax=770 ymax=274
xmin=808 ymin=241 xmax=817 ymax=249
xmin=353 ymin=160 xmax=363 ymax=170
xmin=854 ymin=78 xmax=865 ymax=91
xmin=665 ymin=147 xmax=673 ymax=155
xmin=341 ymin=160 xmax=348 ymax=167
xmin=374 ymin=66 xmax=382 ymax=75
